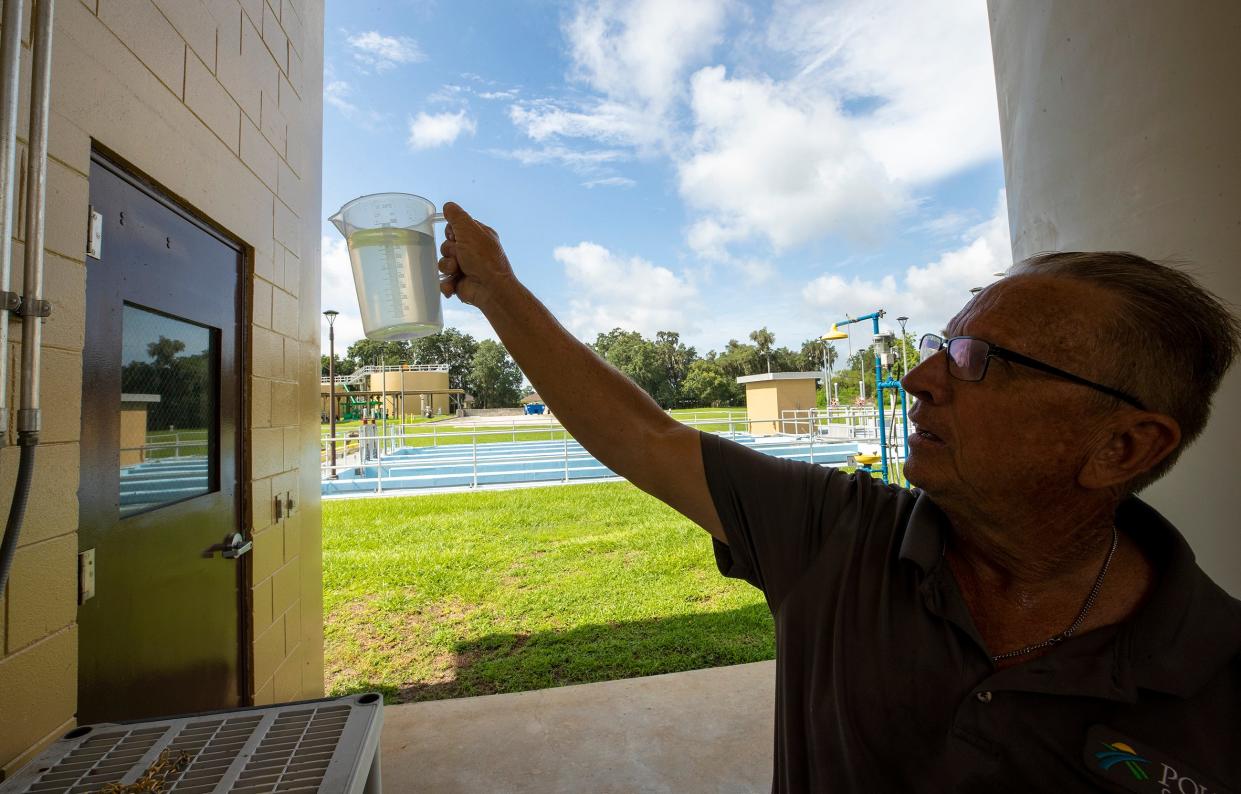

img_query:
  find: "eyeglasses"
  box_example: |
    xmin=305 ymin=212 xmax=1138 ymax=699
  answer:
xmin=917 ymin=334 xmax=1147 ymax=410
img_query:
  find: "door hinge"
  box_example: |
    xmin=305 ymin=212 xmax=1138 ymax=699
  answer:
xmin=86 ymin=206 xmax=102 ymax=259
xmin=79 ymin=549 xmax=96 ymax=604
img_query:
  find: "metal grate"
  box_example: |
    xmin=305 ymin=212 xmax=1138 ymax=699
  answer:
xmin=0 ymin=695 xmax=382 ymax=794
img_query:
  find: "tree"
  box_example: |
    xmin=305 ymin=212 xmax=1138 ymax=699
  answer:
xmin=716 ymin=339 xmax=761 ymax=380
xmin=887 ymin=332 xmax=919 ymax=380
xmin=469 ymin=340 xmax=523 ymax=408
xmin=799 ymin=339 xmax=838 ymax=373
xmin=749 ymin=327 xmax=776 ymax=372
xmin=682 ymin=359 xmax=734 ymax=407
xmin=147 ymin=336 xmax=185 ymax=367
xmin=121 ymin=335 xmax=211 ymax=432
xmin=345 ymin=338 xmax=410 ymax=369
xmin=320 ymin=354 xmax=356 ymax=378
xmin=409 ymin=327 xmax=478 ymax=391
xmin=769 ymin=346 xmax=801 ymax=373
xmin=653 ymin=330 xmax=697 ymax=407
xmin=591 ymin=328 xmax=667 ymax=405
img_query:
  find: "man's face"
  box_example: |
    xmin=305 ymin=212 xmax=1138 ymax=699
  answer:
xmin=901 ymin=275 xmax=1120 ymax=514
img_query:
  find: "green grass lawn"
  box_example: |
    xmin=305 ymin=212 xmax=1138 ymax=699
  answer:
xmin=323 ymin=481 xmax=774 ymax=704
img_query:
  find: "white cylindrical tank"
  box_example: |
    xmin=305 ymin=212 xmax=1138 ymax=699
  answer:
xmin=989 ymin=1 xmax=1241 ymax=593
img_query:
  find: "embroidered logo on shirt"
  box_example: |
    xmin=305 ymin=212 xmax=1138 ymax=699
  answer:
xmin=1095 ymin=741 xmax=1151 ymax=781
xmin=1084 ymin=726 xmax=1235 ymax=794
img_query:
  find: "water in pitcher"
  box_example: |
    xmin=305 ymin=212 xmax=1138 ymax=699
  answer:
xmin=347 ymin=226 xmax=443 ymax=340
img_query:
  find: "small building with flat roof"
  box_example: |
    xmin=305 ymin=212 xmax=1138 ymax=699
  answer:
xmin=736 ymin=372 xmax=822 ymax=435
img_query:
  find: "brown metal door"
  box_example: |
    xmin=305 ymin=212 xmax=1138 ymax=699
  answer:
xmin=78 ymin=152 xmax=246 ymax=722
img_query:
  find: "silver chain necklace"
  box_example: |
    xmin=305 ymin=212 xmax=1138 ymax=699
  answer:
xmin=989 ymin=525 xmax=1119 ymax=663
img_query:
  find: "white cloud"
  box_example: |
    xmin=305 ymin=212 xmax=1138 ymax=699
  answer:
xmin=582 ymin=176 xmax=636 ymax=188
xmin=511 ymin=0 xmax=730 ymax=151
xmin=320 ymin=236 xmax=366 ymax=354
xmin=802 ymin=190 xmax=1012 ymax=337
xmin=497 ymin=145 xmax=628 ymax=175
xmin=771 ymin=0 xmax=1001 ymax=184
xmin=554 ymin=242 xmax=701 ymax=338
xmin=566 ymin=0 xmax=729 ymax=115
xmin=347 ymin=31 xmax=426 ymax=73
xmin=508 ymin=100 xmax=653 ymax=148
xmin=679 ymin=65 xmax=905 ymax=255
xmin=324 ymin=80 xmax=355 ymax=114
xmin=407 ymin=110 xmax=477 ymax=150
xmin=443 ymin=304 xmax=499 ymax=343
xmin=478 ymin=89 xmax=520 ymax=100
xmin=323 ymin=78 xmax=388 ymax=129
xmin=913 ymin=210 xmax=977 ymax=239
xmin=513 ymin=0 xmax=1001 ymax=260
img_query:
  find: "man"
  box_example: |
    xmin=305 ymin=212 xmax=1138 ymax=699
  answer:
xmin=437 ymin=203 xmax=1240 ymax=792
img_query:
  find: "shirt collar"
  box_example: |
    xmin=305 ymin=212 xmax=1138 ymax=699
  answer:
xmin=898 ymin=490 xmax=948 ymax=572
xmin=897 ymin=491 xmax=1241 ymax=699
xmin=1117 ymin=497 xmax=1241 ymax=697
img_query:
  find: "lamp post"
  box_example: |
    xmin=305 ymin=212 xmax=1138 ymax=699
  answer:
xmin=324 ymin=310 xmax=339 ymax=478
xmin=896 ymin=316 xmax=910 ymax=378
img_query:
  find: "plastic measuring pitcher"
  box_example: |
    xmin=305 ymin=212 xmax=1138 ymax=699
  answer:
xmin=329 ymin=193 xmax=446 ymax=341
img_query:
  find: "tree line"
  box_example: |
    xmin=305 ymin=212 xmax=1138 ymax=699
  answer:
xmin=321 ymin=329 xmax=523 ymax=409
xmin=323 ymin=326 xmax=919 ymax=410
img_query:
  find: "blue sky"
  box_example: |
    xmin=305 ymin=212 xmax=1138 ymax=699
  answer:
xmin=320 ymin=0 xmax=1010 ymax=358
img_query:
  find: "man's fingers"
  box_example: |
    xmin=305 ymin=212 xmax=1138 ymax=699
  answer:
xmin=440 ymin=238 xmax=456 ymax=258
xmin=442 ymin=202 xmax=480 ymax=233
xmin=444 ymin=223 xmax=456 ymax=242
xmin=456 ymin=277 xmax=478 ymax=306
xmin=438 ymin=255 xmax=459 ymax=277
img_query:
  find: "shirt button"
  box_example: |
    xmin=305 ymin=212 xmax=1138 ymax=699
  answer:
xmin=976 ymin=691 xmax=993 ymax=703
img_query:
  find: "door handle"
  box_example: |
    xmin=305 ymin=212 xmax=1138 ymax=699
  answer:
xmin=204 ymin=532 xmax=252 ymax=560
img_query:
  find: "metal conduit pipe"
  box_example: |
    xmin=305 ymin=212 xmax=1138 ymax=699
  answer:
xmin=0 ymin=0 xmax=54 ymax=600
xmin=0 ymin=0 xmax=24 ymax=442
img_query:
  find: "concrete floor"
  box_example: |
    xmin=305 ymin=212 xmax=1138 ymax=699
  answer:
xmin=380 ymin=661 xmax=776 ymax=793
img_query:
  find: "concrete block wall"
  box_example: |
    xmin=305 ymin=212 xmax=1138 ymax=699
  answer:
xmin=0 ymin=0 xmax=324 ymax=775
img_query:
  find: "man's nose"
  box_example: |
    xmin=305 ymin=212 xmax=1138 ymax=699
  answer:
xmin=901 ymin=352 xmax=949 ymax=405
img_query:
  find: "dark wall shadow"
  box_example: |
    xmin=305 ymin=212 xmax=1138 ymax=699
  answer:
xmin=339 ymin=603 xmax=775 ymax=704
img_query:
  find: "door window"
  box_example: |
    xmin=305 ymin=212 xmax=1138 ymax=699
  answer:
xmin=119 ymin=303 xmax=219 ymax=516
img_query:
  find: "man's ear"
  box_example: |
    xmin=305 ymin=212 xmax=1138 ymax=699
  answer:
xmin=1078 ymin=412 xmax=1182 ymax=490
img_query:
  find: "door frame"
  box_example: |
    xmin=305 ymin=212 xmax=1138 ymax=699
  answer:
xmin=85 ymin=144 xmax=254 ymax=707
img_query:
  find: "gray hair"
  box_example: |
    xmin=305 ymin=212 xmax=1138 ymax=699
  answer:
xmin=1008 ymin=252 xmax=1240 ymax=491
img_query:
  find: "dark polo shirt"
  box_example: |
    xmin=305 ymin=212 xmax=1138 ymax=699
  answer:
xmin=702 ymin=432 xmax=1241 ymax=793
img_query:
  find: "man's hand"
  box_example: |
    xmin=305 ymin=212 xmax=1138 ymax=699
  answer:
xmin=438 ymin=202 xmax=515 ymax=311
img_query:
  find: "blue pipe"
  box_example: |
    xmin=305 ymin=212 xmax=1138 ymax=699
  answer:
xmin=832 ymin=310 xmax=914 ymax=487
xmin=870 ymin=315 xmax=888 ymax=482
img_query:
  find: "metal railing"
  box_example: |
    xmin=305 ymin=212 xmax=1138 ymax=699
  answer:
xmin=320 ymin=415 xmax=874 ymax=495
xmin=320 ymin=363 xmax=449 ymax=387
xmin=123 ymin=433 xmax=209 ymax=463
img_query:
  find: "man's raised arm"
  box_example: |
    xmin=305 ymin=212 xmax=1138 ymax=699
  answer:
xmin=437 ymin=202 xmax=725 ymax=540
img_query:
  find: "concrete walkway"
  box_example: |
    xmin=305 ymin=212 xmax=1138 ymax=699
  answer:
xmin=381 ymin=661 xmax=776 ymax=793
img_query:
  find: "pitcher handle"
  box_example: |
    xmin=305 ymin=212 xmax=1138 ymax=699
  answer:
xmin=431 ymin=212 xmax=452 ymax=283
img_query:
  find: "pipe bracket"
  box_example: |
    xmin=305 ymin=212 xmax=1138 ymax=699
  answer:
xmin=15 ymin=297 xmax=50 ymax=317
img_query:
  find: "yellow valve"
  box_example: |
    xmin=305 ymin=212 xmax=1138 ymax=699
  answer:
xmin=853 ymin=453 xmax=881 ymax=466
